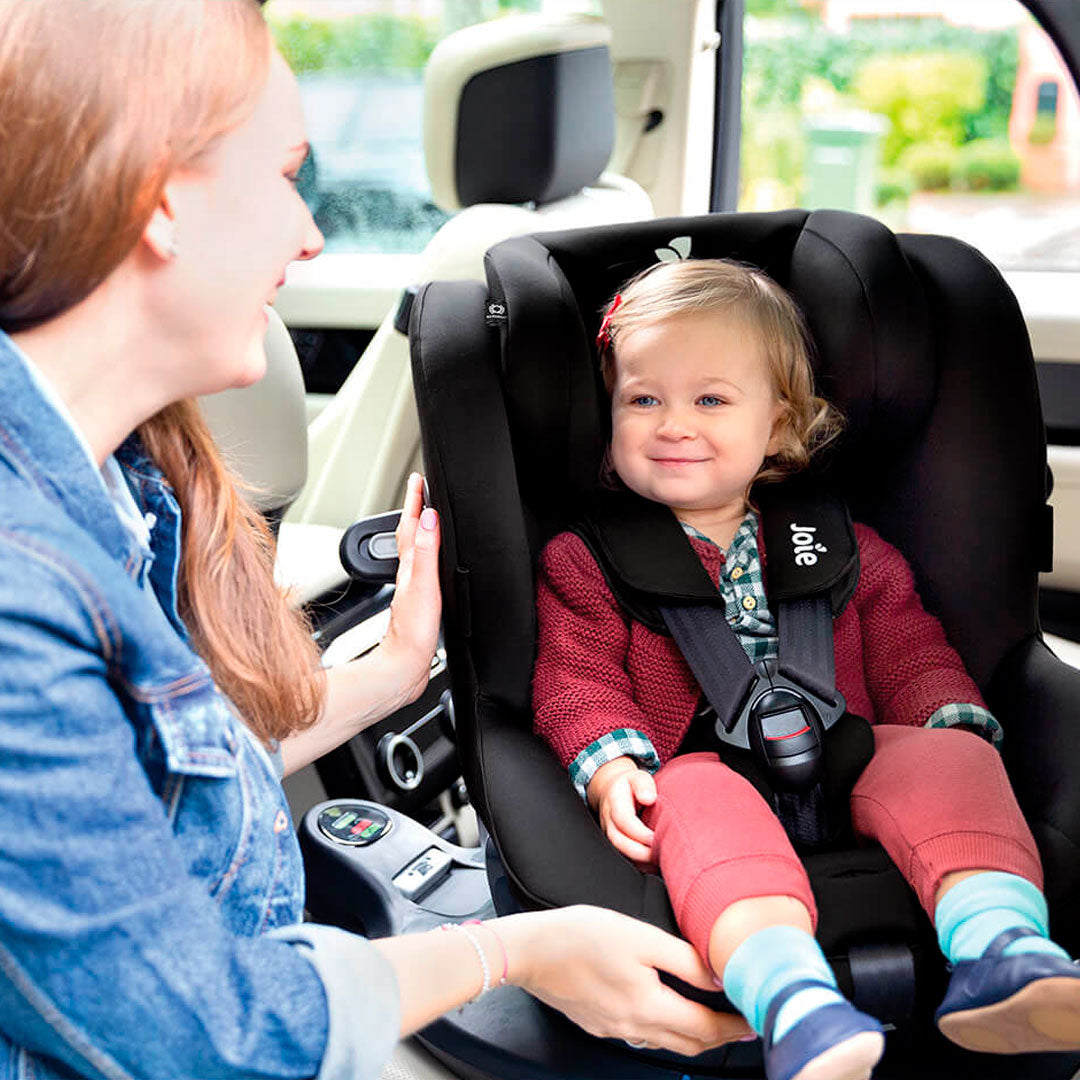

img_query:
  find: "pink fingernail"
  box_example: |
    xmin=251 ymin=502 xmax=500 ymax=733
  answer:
xmin=712 ymin=976 xmax=724 ymax=989
xmin=420 ymin=507 xmax=437 ymax=531
xmin=739 ymin=1034 xmax=758 ymax=1043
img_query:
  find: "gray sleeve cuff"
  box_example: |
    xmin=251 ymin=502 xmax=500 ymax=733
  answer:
xmin=270 ymin=923 xmax=401 ymax=1080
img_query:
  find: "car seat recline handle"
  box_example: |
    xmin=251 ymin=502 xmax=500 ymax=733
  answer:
xmin=340 ymin=510 xmax=401 ymax=584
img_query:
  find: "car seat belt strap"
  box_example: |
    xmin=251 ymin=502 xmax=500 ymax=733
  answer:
xmin=847 ymin=943 xmax=916 ymax=1027
xmin=660 ymin=602 xmax=756 ymax=736
xmin=778 ymin=594 xmax=840 ymax=706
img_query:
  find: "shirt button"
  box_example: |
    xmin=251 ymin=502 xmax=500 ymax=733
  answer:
xmin=742 ymin=595 xmax=757 ymax=611
xmin=730 ymin=567 xmax=744 ymax=580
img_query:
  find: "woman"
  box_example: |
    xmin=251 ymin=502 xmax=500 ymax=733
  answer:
xmin=0 ymin=2 xmax=753 ymax=1077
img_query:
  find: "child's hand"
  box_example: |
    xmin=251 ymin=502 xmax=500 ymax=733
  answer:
xmin=587 ymin=758 xmax=657 ymax=867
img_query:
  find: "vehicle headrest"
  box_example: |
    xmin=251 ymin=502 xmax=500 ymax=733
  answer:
xmin=423 ymin=13 xmax=614 ymax=212
xmin=483 ymin=209 xmax=936 ymax=513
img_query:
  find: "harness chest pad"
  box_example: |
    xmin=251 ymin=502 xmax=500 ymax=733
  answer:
xmin=571 ymin=482 xmax=859 ymax=631
xmin=756 ymin=480 xmax=859 ymax=617
xmin=572 ymin=491 xmax=717 ymax=635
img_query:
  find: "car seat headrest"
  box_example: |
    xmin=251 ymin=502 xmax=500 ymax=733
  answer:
xmin=483 ymin=209 xmax=935 ymax=516
xmin=424 ymin=13 xmax=614 ymax=212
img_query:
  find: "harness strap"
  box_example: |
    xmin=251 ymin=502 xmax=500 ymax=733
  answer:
xmin=847 ymin=943 xmax=916 ymax=1026
xmin=775 ymin=788 xmax=831 ymax=849
xmin=778 ymin=594 xmax=840 ymax=706
xmin=660 ymin=603 xmax=755 ymax=736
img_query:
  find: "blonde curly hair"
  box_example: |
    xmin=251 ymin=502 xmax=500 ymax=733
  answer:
xmin=598 ymin=258 xmax=843 ymax=485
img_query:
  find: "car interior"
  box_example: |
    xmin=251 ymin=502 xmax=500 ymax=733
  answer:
xmin=194 ymin=0 xmax=1080 ymax=1076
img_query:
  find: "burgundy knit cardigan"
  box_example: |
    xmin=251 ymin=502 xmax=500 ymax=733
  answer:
xmin=533 ymin=522 xmax=987 ymax=770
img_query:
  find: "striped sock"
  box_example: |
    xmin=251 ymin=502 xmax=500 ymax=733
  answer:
xmin=722 ymin=924 xmax=844 ymax=1041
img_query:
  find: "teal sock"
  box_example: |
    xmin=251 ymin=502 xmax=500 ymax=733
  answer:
xmin=722 ymin=924 xmax=844 ymax=1041
xmin=935 ymin=871 xmax=1071 ymax=963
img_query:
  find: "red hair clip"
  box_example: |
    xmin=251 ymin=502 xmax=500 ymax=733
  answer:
xmin=595 ymin=293 xmax=622 ymax=352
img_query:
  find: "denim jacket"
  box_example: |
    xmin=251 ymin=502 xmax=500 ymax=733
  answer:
xmin=0 ymin=333 xmax=399 ymax=1080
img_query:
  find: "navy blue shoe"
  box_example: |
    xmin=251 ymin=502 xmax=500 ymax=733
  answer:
xmin=762 ymin=980 xmax=885 ymax=1080
xmin=936 ymin=928 xmax=1080 ymax=1054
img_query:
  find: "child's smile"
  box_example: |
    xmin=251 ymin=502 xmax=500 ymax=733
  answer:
xmin=610 ymin=312 xmax=782 ymax=541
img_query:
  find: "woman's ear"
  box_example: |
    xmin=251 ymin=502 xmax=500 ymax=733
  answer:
xmin=142 ymin=193 xmax=178 ymax=262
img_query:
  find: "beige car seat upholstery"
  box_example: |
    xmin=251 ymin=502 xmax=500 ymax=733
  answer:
xmin=199 ymin=309 xmax=351 ymax=604
xmin=284 ymin=12 xmax=653 ymax=571
xmin=199 ymin=307 xmax=307 ymax=520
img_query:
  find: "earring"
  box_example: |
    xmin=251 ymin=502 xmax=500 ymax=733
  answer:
xmin=151 ymin=221 xmax=178 ymax=259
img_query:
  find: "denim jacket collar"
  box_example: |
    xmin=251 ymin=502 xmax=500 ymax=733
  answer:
xmin=0 ymin=331 xmax=187 ymax=635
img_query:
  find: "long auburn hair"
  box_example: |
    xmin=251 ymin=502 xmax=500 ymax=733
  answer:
xmin=0 ymin=0 xmax=324 ymax=744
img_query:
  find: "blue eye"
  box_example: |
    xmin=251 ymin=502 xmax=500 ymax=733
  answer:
xmin=630 ymin=395 xmax=659 ymax=407
xmin=698 ymin=395 xmax=725 ymax=407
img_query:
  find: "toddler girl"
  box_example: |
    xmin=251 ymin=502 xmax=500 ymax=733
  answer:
xmin=532 ymin=259 xmax=1080 ymax=1080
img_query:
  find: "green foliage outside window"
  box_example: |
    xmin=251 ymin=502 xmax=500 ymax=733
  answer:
xmin=854 ymin=52 xmax=986 ymax=166
xmin=898 ymin=142 xmax=959 ymax=191
xmin=955 ymin=138 xmax=1022 ymax=191
xmin=269 ymin=13 xmax=440 ymax=74
xmin=745 ymin=0 xmax=807 ymax=15
xmin=742 ymin=15 xmax=1021 ymax=205
xmin=744 ymin=16 xmax=1018 ymax=138
xmin=268 ymin=2 xmax=547 ymax=74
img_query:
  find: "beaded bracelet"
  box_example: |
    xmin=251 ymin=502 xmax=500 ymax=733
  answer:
xmin=439 ymin=920 xmax=509 ymax=1003
xmin=466 ymin=919 xmax=509 ymax=986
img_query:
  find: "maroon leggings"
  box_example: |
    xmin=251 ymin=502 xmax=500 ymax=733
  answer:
xmin=641 ymin=725 xmax=1043 ymax=960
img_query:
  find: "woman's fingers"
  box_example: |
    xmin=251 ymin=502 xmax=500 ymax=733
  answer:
xmin=506 ymin=906 xmax=754 ymax=1056
xmin=631 ymin=988 xmax=755 ymax=1056
xmin=609 ymin=921 xmax=753 ymax=1051
xmin=382 ymin=473 xmax=442 ymax=701
xmin=395 ymin=472 xmax=424 ymax=562
xmin=635 ymin=923 xmax=728 ymax=996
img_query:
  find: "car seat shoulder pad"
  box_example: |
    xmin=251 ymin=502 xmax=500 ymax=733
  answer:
xmin=572 ymin=480 xmax=858 ymax=628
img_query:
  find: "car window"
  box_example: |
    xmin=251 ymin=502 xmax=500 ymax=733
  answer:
xmin=266 ymin=0 xmax=602 ymax=255
xmin=739 ymin=0 xmax=1080 ymax=272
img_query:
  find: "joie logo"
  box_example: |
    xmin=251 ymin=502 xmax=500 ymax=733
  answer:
xmin=655 ymin=235 xmax=692 ymax=263
xmin=791 ymin=523 xmax=828 ymax=567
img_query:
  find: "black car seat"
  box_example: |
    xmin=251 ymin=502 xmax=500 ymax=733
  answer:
xmin=407 ymin=208 xmax=1080 ymax=1071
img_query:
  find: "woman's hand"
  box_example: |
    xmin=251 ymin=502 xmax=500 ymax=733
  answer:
xmin=381 ymin=472 xmax=442 ymax=704
xmin=499 ymin=906 xmax=753 ymax=1056
xmin=588 ymin=757 xmax=657 ymax=866
xmin=279 ymin=474 xmax=441 ymax=775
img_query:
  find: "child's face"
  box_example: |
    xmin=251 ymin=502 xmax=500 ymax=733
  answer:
xmin=610 ymin=312 xmax=782 ymax=518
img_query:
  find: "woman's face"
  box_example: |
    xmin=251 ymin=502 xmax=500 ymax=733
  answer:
xmin=152 ymin=49 xmax=323 ymax=398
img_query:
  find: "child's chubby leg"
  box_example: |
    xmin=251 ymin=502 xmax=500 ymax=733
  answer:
xmin=646 ymin=753 xmax=885 ymax=1080
xmin=849 ymin=725 xmax=1080 ymax=1054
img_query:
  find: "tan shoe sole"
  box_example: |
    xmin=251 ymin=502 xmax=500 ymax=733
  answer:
xmin=937 ymin=975 xmax=1080 ymax=1054
xmin=790 ymin=1030 xmax=885 ymax=1080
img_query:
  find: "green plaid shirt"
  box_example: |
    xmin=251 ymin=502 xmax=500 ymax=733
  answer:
xmin=568 ymin=510 xmax=1002 ymax=800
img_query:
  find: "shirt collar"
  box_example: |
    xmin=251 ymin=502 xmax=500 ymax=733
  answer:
xmin=679 ymin=509 xmax=760 ymax=562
